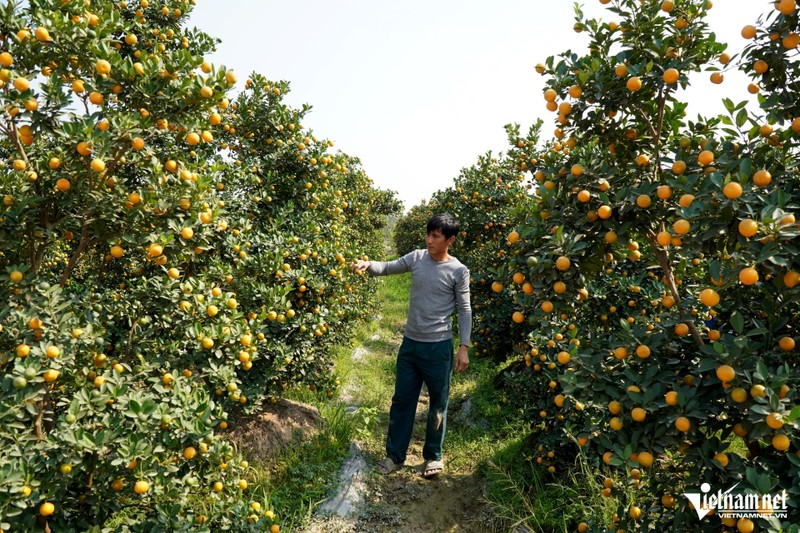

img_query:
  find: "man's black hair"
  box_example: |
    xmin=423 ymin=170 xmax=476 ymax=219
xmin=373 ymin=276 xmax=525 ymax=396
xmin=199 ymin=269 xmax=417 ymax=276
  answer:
xmin=427 ymin=213 xmax=461 ymax=240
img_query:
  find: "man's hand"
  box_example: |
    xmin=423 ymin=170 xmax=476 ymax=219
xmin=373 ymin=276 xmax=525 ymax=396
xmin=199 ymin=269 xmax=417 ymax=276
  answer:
xmin=350 ymin=260 xmax=371 ymax=274
xmin=454 ymin=345 xmax=469 ymax=373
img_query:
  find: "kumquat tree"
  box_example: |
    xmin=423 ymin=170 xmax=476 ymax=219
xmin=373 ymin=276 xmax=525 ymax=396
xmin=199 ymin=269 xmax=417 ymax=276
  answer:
xmin=0 ymin=0 xmax=398 ymax=531
xmin=393 ymin=0 xmax=800 ymax=531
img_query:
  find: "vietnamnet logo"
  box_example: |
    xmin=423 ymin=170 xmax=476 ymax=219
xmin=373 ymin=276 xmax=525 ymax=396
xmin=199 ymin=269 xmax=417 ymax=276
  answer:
xmin=684 ymin=482 xmax=789 ymax=519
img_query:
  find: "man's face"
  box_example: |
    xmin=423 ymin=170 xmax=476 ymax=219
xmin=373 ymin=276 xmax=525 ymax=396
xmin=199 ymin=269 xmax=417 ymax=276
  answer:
xmin=426 ymin=230 xmax=453 ymax=257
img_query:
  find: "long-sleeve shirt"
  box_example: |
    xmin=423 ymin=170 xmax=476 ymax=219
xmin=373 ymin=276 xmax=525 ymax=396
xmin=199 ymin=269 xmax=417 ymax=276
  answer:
xmin=367 ymin=249 xmax=472 ymax=346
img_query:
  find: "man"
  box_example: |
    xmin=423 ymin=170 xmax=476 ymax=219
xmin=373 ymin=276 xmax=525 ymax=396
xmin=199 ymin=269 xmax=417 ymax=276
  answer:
xmin=351 ymin=212 xmax=471 ymax=478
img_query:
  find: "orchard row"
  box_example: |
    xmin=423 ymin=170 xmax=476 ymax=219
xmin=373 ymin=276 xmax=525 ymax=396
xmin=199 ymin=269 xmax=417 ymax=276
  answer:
xmin=0 ymin=1 xmax=399 ymax=531
xmin=395 ymin=1 xmax=799 ymax=532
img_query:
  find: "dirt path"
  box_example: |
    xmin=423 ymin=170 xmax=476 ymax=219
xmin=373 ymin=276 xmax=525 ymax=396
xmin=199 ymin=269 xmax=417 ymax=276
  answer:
xmin=355 ymin=442 xmax=496 ymax=532
xmin=305 ymin=328 xmax=502 ymax=532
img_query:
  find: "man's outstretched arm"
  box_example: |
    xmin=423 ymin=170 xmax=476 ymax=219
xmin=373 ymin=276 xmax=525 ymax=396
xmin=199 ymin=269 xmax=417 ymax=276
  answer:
xmin=350 ymin=252 xmax=416 ymax=276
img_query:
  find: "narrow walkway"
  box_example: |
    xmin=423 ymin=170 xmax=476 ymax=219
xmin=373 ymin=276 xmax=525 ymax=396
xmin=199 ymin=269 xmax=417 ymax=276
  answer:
xmin=305 ymin=335 xmax=382 ymax=531
xmin=304 ymin=273 xmax=501 ymax=532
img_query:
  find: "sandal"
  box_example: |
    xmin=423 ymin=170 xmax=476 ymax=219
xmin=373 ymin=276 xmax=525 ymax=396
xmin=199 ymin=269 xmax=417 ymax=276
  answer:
xmin=374 ymin=457 xmax=404 ymax=475
xmin=423 ymin=459 xmax=444 ymax=478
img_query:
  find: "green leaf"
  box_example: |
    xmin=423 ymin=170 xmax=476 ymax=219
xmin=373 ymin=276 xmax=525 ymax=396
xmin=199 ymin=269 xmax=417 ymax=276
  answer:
xmin=755 ymin=360 xmax=769 ymax=381
xmin=735 ymin=108 xmax=748 ymax=128
xmin=697 ymin=358 xmax=721 ymax=372
xmin=141 ymin=399 xmax=157 ymax=415
xmin=745 ymin=467 xmax=760 ymax=490
xmin=756 ymin=473 xmax=776 ymax=494
xmin=731 ymin=312 xmax=744 ymax=334
xmin=709 ymin=259 xmax=721 ymax=282
xmin=738 ymin=158 xmax=752 ymax=182
xmin=643 ymin=384 xmax=662 ymax=404
xmin=722 ymin=98 xmax=735 ymax=113
xmin=751 ymin=404 xmax=771 ymax=415
xmin=766 ymin=255 xmax=791 ymax=267
xmin=623 ymin=444 xmax=633 ymax=462
xmin=128 ymin=399 xmax=141 ymax=414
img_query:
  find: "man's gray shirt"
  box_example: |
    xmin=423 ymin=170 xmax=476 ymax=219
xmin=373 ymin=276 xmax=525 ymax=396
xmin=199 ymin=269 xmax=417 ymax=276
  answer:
xmin=367 ymin=249 xmax=472 ymax=347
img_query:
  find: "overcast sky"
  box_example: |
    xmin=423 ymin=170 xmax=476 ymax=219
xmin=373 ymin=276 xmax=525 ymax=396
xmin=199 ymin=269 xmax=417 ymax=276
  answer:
xmin=189 ymin=1 xmax=768 ymax=211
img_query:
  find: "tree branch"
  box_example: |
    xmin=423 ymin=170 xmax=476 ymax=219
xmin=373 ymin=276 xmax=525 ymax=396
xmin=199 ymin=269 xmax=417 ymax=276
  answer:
xmin=58 ymin=222 xmax=91 ymax=286
xmin=651 ymin=232 xmax=705 ymax=349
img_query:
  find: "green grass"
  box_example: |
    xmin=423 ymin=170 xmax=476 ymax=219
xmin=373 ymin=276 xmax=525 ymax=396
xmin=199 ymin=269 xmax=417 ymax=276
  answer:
xmin=236 ymin=400 xmax=364 ymax=529
xmin=723 ymin=430 xmax=750 ymax=458
xmin=483 ymin=436 xmax=620 ymax=532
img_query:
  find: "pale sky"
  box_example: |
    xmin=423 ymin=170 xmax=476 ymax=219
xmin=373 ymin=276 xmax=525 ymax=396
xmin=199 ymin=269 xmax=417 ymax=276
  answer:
xmin=189 ymin=1 xmax=768 ymax=211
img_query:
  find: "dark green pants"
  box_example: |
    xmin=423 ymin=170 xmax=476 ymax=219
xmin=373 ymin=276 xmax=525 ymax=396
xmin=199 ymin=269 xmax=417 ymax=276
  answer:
xmin=386 ymin=336 xmax=453 ymax=463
